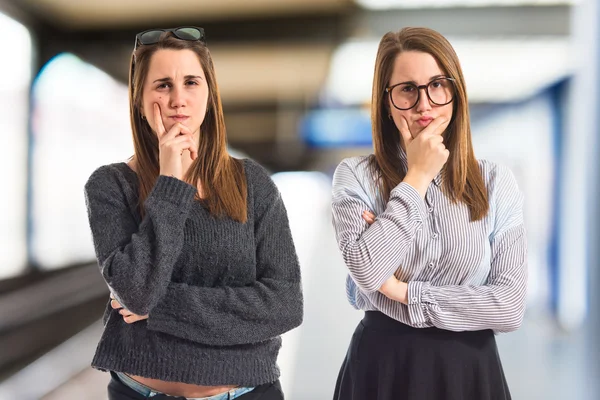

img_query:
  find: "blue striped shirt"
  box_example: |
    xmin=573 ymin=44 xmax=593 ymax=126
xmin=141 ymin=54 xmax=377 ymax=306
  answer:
xmin=331 ymin=152 xmax=527 ymax=333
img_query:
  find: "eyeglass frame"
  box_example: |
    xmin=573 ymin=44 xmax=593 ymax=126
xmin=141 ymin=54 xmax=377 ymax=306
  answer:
xmin=385 ymin=77 xmax=456 ymax=111
xmin=134 ymin=26 xmax=206 ymax=51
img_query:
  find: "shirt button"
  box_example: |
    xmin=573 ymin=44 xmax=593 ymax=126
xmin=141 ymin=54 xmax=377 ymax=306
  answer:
xmin=432 ymin=233 xmax=438 ymax=239
xmin=428 ymin=262 xmax=434 ymax=268
xmin=412 ymin=297 xmax=418 ymax=302
xmin=428 ymin=207 xmax=433 ymax=213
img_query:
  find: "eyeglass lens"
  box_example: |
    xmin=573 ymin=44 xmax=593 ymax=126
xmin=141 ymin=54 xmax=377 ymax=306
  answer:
xmin=390 ymin=78 xmax=454 ymax=110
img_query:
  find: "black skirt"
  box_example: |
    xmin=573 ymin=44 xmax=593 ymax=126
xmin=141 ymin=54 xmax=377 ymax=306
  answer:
xmin=333 ymin=311 xmax=511 ymax=400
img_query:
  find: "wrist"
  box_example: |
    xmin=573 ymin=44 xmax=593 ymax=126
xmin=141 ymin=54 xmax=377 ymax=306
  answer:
xmin=397 ymin=281 xmax=408 ymax=304
xmin=160 ymin=171 xmax=182 ymax=180
xmin=379 ymin=277 xmax=409 ymax=304
xmin=403 ymin=171 xmax=430 ymax=198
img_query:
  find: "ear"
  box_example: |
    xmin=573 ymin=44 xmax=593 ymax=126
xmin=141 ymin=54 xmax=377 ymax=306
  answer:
xmin=138 ymin=102 xmax=147 ymax=120
xmin=383 ymin=92 xmax=394 ymax=117
xmin=382 ymin=97 xmax=389 ymax=115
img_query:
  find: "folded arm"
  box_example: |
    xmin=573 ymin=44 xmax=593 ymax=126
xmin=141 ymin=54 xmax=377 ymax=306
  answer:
xmin=85 ymin=167 xmax=197 ymax=316
xmin=406 ymin=166 xmax=528 ymax=332
xmin=332 ymin=160 xmax=428 ymax=293
xmin=146 ymin=162 xmax=304 ymax=346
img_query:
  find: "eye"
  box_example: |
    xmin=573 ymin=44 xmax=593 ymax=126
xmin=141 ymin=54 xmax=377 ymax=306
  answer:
xmin=185 ymin=80 xmax=199 ymax=86
xmin=156 ymin=83 xmax=171 ymax=89
xmin=401 ymin=85 xmax=416 ymax=93
xmin=430 ymin=81 xmax=442 ymax=88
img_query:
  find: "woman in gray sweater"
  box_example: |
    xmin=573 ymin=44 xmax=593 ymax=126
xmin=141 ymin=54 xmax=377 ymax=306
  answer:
xmin=84 ymin=27 xmax=303 ymax=400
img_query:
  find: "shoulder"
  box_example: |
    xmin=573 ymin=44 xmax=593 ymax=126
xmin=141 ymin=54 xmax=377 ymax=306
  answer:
xmin=477 ymin=159 xmax=523 ymax=221
xmin=477 ymin=159 xmax=520 ymax=194
xmin=242 ymin=158 xmax=279 ymax=199
xmin=332 ymin=155 xmax=373 ymax=187
xmin=84 ymin=162 xmax=137 ymax=195
xmin=243 ymin=158 xmax=274 ymax=187
xmin=242 ymin=157 xmax=270 ymax=178
xmin=334 ymin=155 xmax=371 ymax=175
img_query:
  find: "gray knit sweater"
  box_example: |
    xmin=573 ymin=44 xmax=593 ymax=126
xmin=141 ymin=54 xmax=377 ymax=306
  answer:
xmin=84 ymin=158 xmax=303 ymax=386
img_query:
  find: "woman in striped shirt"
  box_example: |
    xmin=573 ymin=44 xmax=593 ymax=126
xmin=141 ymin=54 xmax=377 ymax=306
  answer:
xmin=331 ymin=27 xmax=527 ymax=400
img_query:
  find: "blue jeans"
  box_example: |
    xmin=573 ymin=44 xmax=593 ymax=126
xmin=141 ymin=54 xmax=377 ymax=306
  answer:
xmin=114 ymin=372 xmax=255 ymax=399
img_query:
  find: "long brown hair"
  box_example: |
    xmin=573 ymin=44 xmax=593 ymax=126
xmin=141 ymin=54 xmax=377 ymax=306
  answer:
xmin=369 ymin=27 xmax=488 ymax=221
xmin=129 ymin=32 xmax=247 ymax=222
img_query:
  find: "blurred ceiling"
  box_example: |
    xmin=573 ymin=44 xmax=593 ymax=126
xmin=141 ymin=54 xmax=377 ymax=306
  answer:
xmin=0 ymin=0 xmax=575 ymax=169
xmin=12 ymin=0 xmax=352 ymax=29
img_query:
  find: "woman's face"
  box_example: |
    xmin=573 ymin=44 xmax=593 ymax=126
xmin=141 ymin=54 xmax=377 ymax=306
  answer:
xmin=141 ymin=48 xmax=209 ymax=138
xmin=387 ymin=50 xmax=453 ymax=139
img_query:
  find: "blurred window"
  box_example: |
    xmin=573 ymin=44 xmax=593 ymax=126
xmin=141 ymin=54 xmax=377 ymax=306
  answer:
xmin=0 ymin=12 xmax=32 ymax=279
xmin=30 ymin=53 xmax=132 ymax=269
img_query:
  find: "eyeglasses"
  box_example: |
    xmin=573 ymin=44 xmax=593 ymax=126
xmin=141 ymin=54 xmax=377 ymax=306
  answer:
xmin=134 ymin=26 xmax=206 ymax=50
xmin=386 ymin=77 xmax=456 ymax=111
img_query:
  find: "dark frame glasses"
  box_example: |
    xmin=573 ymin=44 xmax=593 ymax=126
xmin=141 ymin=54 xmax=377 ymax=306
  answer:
xmin=134 ymin=26 xmax=206 ymax=50
xmin=385 ymin=77 xmax=456 ymax=111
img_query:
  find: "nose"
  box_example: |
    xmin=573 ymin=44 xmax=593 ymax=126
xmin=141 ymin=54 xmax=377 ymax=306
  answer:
xmin=415 ymin=86 xmax=432 ymax=113
xmin=169 ymin=85 xmax=186 ymax=109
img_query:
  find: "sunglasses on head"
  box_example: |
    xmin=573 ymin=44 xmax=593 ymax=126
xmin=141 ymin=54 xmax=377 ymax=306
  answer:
xmin=134 ymin=26 xmax=206 ymax=50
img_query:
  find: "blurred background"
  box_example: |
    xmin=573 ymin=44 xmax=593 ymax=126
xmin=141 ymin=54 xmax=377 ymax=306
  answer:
xmin=0 ymin=0 xmax=598 ymax=398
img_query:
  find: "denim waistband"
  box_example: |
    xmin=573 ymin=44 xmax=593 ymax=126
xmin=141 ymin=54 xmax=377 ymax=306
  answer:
xmin=114 ymin=371 xmax=255 ymax=399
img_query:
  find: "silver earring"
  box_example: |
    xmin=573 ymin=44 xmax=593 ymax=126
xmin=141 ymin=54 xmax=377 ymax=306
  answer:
xmin=388 ymin=114 xmax=392 ymax=120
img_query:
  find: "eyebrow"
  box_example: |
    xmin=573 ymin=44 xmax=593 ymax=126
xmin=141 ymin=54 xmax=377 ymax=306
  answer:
xmin=397 ymin=74 xmax=447 ymax=85
xmin=153 ymin=75 xmax=203 ymax=83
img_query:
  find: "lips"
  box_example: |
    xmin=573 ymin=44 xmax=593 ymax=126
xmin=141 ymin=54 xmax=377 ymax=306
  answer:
xmin=416 ymin=117 xmax=433 ymax=127
xmin=169 ymin=115 xmax=189 ymax=123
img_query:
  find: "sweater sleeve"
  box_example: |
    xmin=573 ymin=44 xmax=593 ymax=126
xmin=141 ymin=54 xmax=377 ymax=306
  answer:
xmin=84 ymin=165 xmax=197 ymax=316
xmin=146 ymin=161 xmax=304 ymax=346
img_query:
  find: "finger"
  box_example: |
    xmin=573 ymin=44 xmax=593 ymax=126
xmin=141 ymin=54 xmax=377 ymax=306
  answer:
xmin=190 ymin=139 xmax=198 ymax=160
xmin=171 ymin=131 xmax=198 ymax=160
xmin=161 ymin=123 xmax=194 ymax=144
xmin=398 ymin=116 xmax=413 ymax=146
xmin=110 ymin=300 xmax=122 ymax=309
xmin=362 ymin=212 xmax=375 ymax=225
xmin=119 ymin=309 xmax=132 ymax=317
xmin=428 ymin=135 xmax=444 ymax=145
xmin=362 ymin=211 xmax=375 ymax=220
xmin=434 ymin=118 xmax=450 ymax=136
xmin=421 ymin=117 xmax=448 ymax=138
xmin=165 ymin=136 xmax=198 ymax=157
xmin=163 ymin=136 xmax=197 ymax=156
xmin=124 ymin=314 xmax=148 ymax=324
xmin=153 ymin=103 xmax=167 ymax=138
